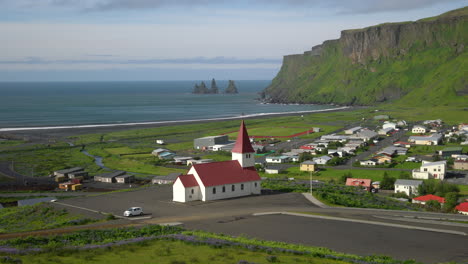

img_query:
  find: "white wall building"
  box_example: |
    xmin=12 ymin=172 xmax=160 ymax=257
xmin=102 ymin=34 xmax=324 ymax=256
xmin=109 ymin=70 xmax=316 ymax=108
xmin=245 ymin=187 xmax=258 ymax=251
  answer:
xmin=412 ymin=125 xmax=427 ymax=134
xmin=173 ymin=121 xmax=261 ymax=203
xmin=412 ymin=160 xmax=446 ymax=180
xmin=394 ymin=179 xmax=422 ymax=196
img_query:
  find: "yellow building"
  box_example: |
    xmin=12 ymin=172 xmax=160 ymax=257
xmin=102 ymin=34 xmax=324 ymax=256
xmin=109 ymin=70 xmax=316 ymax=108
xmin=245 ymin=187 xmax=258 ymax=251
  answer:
xmin=300 ymin=160 xmax=316 ymax=172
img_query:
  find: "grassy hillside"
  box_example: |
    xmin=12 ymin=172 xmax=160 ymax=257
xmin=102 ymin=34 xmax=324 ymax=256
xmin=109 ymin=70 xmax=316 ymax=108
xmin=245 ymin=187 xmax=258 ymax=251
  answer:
xmin=263 ymin=7 xmax=468 ymax=106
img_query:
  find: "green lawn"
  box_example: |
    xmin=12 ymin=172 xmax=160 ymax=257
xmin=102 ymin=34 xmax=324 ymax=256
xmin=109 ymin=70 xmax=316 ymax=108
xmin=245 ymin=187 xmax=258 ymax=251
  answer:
xmin=15 ymin=239 xmax=350 ymax=264
xmin=0 ymin=204 xmax=95 ymax=234
xmin=263 ymin=167 xmax=409 ymax=182
xmin=102 ymin=157 xmax=186 ymax=175
xmin=458 ymin=185 xmax=468 ymax=196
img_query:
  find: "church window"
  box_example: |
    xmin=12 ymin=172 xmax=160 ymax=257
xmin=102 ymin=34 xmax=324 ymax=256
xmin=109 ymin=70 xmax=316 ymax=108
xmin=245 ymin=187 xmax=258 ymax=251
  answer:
xmin=254 ymin=182 xmax=258 ymax=187
xmin=213 ymin=187 xmax=216 ymax=194
xmin=232 ymin=185 xmax=235 ymax=191
xmin=241 ymin=184 xmax=244 ymax=190
xmin=191 ymin=189 xmax=194 ymax=194
xmin=222 ymin=186 xmax=226 ymax=193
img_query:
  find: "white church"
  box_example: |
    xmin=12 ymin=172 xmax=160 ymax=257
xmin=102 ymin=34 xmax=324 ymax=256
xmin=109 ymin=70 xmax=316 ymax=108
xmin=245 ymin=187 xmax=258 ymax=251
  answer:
xmin=173 ymin=121 xmax=262 ymax=202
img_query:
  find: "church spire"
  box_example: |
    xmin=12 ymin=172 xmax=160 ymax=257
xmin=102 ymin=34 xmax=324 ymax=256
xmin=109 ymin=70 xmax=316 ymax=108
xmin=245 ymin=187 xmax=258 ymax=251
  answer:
xmin=232 ymin=120 xmax=255 ymax=154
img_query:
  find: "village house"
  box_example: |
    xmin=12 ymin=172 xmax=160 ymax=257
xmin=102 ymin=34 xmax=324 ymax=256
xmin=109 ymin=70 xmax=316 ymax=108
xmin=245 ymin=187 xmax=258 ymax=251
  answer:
xmin=411 ymin=125 xmax=427 ymax=134
xmin=313 ymin=155 xmax=332 ymax=165
xmin=265 ymin=165 xmax=286 ymax=174
xmin=456 ymin=202 xmax=468 ymax=215
xmin=378 ymin=127 xmax=394 ymax=136
xmin=115 ymin=174 xmax=135 ymax=184
xmin=320 ymin=134 xmax=349 ymax=142
xmin=266 ymin=156 xmax=291 ymax=164
xmin=344 ymin=126 xmax=362 ymax=135
xmin=94 ymin=171 xmax=126 ymax=183
xmin=412 ymin=160 xmax=446 ymax=180
xmin=172 ymin=121 xmax=261 ymax=203
xmin=355 ymin=129 xmax=378 ymax=141
xmin=345 ymin=178 xmax=372 ymax=191
xmin=454 ymin=160 xmax=468 ymax=170
xmin=193 ymin=135 xmax=232 ymax=150
xmin=438 ymin=147 xmax=463 ymax=158
xmin=408 ymin=133 xmax=442 ymax=145
xmin=300 ymin=160 xmax=316 ymax=172
xmin=360 ymin=159 xmax=378 ymax=166
xmin=372 ymin=153 xmax=393 ymax=164
xmin=152 ymin=173 xmax=182 ymax=184
xmin=394 ymin=179 xmax=422 ymax=196
xmin=186 ymin=159 xmax=214 ymax=166
xmin=383 ymin=122 xmax=397 ymax=130
xmin=54 ymin=167 xmax=84 ymax=178
xmin=173 ymin=156 xmax=193 ymax=165
xmin=412 ymin=194 xmax=445 ymax=205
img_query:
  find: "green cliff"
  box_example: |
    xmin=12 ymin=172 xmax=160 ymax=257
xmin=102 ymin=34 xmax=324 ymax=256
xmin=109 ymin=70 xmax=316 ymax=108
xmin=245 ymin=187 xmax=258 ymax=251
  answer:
xmin=262 ymin=7 xmax=468 ymax=106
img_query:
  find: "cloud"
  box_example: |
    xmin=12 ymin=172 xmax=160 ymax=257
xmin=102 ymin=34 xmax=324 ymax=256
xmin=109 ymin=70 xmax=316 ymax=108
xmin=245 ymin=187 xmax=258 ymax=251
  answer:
xmin=2 ymin=0 xmax=463 ymax=14
xmin=0 ymin=56 xmax=282 ymax=65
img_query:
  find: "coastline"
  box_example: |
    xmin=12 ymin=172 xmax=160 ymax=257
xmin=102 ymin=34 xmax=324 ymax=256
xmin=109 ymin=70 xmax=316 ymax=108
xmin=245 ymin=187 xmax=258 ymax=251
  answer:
xmin=0 ymin=106 xmax=357 ymax=139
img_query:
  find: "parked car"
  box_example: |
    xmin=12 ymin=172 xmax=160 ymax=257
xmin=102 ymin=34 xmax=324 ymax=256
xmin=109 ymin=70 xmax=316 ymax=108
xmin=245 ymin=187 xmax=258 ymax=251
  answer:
xmin=123 ymin=207 xmax=143 ymax=217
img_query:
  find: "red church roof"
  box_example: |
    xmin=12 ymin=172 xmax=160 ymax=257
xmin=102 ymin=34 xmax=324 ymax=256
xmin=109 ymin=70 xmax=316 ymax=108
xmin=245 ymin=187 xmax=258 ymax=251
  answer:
xmin=232 ymin=120 xmax=255 ymax=154
xmin=413 ymin=194 xmax=445 ymax=203
xmin=193 ymin=160 xmax=260 ymax=187
xmin=455 ymin=202 xmax=468 ymax=212
xmin=177 ymin=174 xmax=199 ymax=187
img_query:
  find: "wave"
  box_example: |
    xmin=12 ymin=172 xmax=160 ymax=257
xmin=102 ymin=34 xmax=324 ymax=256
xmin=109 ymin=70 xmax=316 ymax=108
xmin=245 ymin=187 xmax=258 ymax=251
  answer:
xmin=0 ymin=106 xmax=349 ymax=132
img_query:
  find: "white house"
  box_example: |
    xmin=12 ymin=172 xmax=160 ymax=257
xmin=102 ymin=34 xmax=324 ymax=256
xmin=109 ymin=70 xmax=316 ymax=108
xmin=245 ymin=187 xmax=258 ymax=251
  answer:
xmin=173 ymin=121 xmax=261 ymax=203
xmin=412 ymin=125 xmax=427 ymax=134
xmin=408 ymin=134 xmax=442 ymax=145
xmin=355 ymin=129 xmax=378 ymax=141
xmin=394 ymin=179 xmax=422 ymax=196
xmin=266 ymin=156 xmax=291 ymax=164
xmin=412 ymin=160 xmax=447 ymax=180
xmin=383 ymin=122 xmax=397 ymax=130
xmin=344 ymin=127 xmax=362 ymax=135
xmin=360 ymin=160 xmax=377 ymax=166
xmin=313 ymin=155 xmax=332 ymax=165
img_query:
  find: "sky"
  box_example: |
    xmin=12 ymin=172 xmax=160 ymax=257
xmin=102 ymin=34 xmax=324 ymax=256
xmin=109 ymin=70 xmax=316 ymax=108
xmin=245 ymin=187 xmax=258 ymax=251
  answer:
xmin=0 ymin=0 xmax=466 ymax=81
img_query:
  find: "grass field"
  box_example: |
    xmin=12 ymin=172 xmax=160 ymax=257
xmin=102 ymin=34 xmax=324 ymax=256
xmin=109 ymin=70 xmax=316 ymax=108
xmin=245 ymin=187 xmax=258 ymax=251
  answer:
xmin=0 ymin=204 xmax=94 ymax=234
xmin=14 ymin=239 xmax=349 ymax=264
xmin=262 ymin=167 xmax=409 ymax=182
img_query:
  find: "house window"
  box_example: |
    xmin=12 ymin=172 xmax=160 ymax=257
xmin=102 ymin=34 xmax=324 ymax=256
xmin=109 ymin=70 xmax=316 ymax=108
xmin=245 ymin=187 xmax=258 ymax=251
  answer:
xmin=241 ymin=184 xmax=244 ymax=190
xmin=232 ymin=185 xmax=235 ymax=191
xmin=191 ymin=189 xmax=194 ymax=194
xmin=213 ymin=187 xmax=216 ymax=194
xmin=424 ymin=168 xmax=427 ymax=172
xmin=246 ymin=154 xmax=250 ymax=158
xmin=222 ymin=186 xmax=226 ymax=193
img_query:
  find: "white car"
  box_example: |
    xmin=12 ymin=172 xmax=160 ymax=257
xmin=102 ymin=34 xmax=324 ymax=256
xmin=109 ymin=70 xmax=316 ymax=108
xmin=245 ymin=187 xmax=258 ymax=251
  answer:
xmin=123 ymin=207 xmax=143 ymax=217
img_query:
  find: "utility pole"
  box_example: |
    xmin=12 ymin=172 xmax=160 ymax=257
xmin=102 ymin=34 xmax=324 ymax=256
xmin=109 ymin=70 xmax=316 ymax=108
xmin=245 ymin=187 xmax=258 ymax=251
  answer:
xmin=309 ymin=170 xmax=312 ymax=195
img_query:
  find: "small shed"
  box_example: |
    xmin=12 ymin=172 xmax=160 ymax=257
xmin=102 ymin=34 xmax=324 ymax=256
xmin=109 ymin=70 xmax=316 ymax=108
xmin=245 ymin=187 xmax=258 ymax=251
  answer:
xmin=265 ymin=165 xmax=285 ymax=174
xmin=94 ymin=171 xmax=126 ymax=183
xmin=115 ymin=175 xmax=135 ymax=184
xmin=152 ymin=173 xmax=182 ymax=184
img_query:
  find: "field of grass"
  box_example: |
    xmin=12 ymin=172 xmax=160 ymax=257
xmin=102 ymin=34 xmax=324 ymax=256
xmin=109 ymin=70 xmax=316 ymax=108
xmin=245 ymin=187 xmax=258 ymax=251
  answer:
xmin=263 ymin=167 xmax=408 ymax=182
xmin=13 ymin=239 xmax=348 ymax=264
xmin=0 ymin=225 xmax=412 ymax=264
xmin=0 ymin=146 xmax=103 ymax=177
xmin=103 ymin=156 xmax=186 ymax=176
xmin=0 ymin=174 xmax=14 ymax=183
xmin=0 ymin=204 xmax=94 ymax=234
xmin=458 ymin=185 xmax=468 ymax=196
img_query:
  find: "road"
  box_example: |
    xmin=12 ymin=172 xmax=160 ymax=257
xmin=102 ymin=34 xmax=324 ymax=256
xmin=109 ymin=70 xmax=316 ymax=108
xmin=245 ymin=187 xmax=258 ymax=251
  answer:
xmin=45 ymin=185 xmax=468 ymax=263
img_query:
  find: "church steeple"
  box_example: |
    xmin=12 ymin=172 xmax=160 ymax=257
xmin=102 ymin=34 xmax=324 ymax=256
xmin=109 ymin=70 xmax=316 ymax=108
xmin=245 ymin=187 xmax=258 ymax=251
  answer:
xmin=232 ymin=120 xmax=255 ymax=168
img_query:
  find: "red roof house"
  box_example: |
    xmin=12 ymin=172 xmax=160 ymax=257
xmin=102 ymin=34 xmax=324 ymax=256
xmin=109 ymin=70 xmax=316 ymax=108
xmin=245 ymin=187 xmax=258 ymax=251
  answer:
xmin=173 ymin=121 xmax=261 ymax=203
xmin=455 ymin=202 xmax=468 ymax=215
xmin=412 ymin=194 xmax=445 ymax=205
xmin=345 ymin=178 xmax=372 ymax=191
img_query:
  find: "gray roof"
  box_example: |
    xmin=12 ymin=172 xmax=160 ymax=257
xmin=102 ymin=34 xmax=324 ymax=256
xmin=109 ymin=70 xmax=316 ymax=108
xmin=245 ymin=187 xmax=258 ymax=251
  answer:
xmin=395 ymin=179 xmax=423 ymax=186
xmin=18 ymin=197 xmax=57 ymax=206
xmin=409 ymin=133 xmax=442 ymax=142
xmin=153 ymin=173 xmax=181 ymax=181
xmin=421 ymin=160 xmax=446 ymax=167
xmin=265 ymin=165 xmax=286 ymax=170
xmin=301 ymin=160 xmax=316 ymax=165
xmin=115 ymin=174 xmax=134 ymax=179
xmin=96 ymin=171 xmax=126 ymax=178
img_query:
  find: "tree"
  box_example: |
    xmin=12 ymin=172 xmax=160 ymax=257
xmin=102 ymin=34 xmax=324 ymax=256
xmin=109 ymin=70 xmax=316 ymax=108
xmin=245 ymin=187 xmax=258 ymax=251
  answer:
xmin=443 ymin=192 xmax=458 ymax=212
xmin=425 ymin=200 xmax=441 ymax=212
xmin=210 ymin=78 xmax=219 ymax=94
xmin=380 ymin=172 xmax=396 ymax=190
xmin=340 ymin=172 xmax=352 ymax=183
xmin=399 ymin=171 xmax=411 ymax=179
xmin=299 ymin=152 xmax=313 ymax=162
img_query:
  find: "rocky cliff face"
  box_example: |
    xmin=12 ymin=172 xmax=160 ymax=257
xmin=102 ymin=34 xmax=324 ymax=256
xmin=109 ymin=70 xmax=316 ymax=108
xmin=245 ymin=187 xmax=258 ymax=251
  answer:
xmin=263 ymin=7 xmax=468 ymax=106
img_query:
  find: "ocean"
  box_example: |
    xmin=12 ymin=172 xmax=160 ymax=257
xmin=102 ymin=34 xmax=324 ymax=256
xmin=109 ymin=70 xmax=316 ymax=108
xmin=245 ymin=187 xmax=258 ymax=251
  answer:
xmin=0 ymin=81 xmax=341 ymax=130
